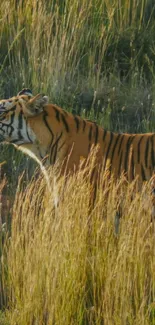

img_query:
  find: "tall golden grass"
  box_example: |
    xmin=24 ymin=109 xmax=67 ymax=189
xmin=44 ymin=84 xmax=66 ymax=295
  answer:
xmin=1 ymin=161 xmax=155 ymax=325
xmin=0 ymin=0 xmax=154 ymax=98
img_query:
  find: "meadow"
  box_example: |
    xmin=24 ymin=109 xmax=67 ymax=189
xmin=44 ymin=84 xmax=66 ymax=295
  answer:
xmin=0 ymin=0 xmax=155 ymax=324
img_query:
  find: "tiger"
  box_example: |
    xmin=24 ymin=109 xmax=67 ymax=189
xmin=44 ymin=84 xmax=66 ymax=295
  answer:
xmin=0 ymin=88 xmax=154 ymax=230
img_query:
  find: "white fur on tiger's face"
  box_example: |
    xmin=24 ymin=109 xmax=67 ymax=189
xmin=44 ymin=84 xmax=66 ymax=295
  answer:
xmin=0 ymin=89 xmax=49 ymax=161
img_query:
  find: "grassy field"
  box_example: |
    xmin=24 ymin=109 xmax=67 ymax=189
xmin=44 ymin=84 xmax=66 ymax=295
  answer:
xmin=0 ymin=0 xmax=155 ymax=324
xmin=1 ymin=165 xmax=155 ymax=325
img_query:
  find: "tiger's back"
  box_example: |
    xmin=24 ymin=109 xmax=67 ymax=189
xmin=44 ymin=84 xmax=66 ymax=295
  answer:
xmin=27 ymin=103 xmax=155 ymax=185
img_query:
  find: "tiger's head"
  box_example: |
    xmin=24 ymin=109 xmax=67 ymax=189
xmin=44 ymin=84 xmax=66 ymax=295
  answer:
xmin=0 ymin=88 xmax=48 ymax=146
xmin=0 ymin=89 xmax=73 ymax=166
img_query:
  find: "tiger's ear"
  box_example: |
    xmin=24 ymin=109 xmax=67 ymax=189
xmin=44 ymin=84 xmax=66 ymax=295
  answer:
xmin=25 ymin=94 xmax=49 ymax=116
xmin=18 ymin=88 xmax=33 ymax=97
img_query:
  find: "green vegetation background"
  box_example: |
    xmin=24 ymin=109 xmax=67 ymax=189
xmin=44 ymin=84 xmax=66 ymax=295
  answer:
xmin=0 ymin=0 xmax=155 ymax=182
xmin=0 ymin=0 xmax=155 ymax=180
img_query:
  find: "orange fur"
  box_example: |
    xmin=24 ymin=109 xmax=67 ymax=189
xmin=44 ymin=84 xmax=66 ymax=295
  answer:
xmin=26 ymin=103 xmax=155 ymax=185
